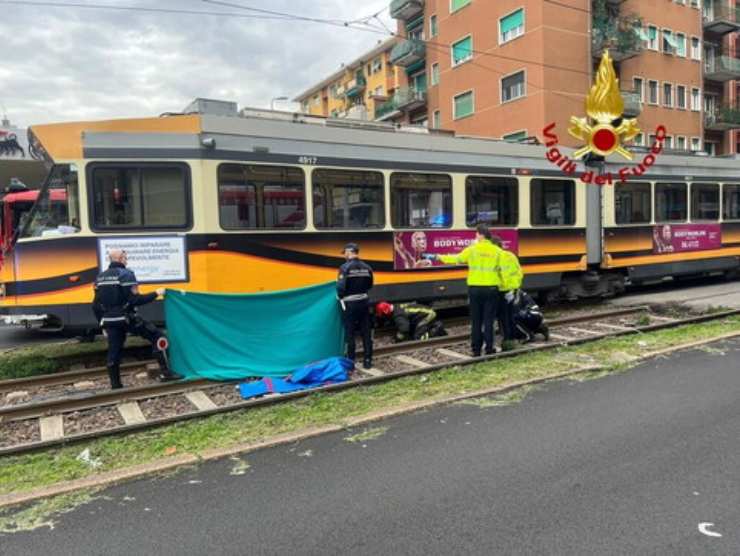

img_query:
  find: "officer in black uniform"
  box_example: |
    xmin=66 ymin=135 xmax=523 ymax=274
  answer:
xmin=337 ymin=243 xmax=374 ymax=369
xmin=93 ymin=249 xmax=177 ymax=389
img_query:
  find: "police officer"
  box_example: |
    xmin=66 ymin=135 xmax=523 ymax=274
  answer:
xmin=435 ymin=224 xmax=504 ymax=356
xmin=492 ymin=236 xmax=523 ymax=351
xmin=93 ymin=249 xmax=177 ymax=389
xmin=337 ymin=243 xmax=374 ymax=369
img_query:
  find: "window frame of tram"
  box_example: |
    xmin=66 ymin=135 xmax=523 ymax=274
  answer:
xmin=390 ymin=172 xmax=453 ymax=229
xmin=465 ymin=175 xmax=518 ymax=227
xmin=217 ymin=163 xmax=306 ymax=230
xmin=311 ymin=169 xmax=385 ymax=230
xmin=88 ymin=163 xmax=192 ymax=232
xmin=530 ymin=178 xmax=576 ymax=226
xmin=723 ymin=184 xmax=740 ymax=221
xmin=615 ymin=182 xmax=651 ymax=225
xmin=20 ymin=163 xmax=82 ymax=239
xmin=655 ymin=182 xmax=688 ymax=223
xmin=690 ymin=183 xmax=720 ymax=222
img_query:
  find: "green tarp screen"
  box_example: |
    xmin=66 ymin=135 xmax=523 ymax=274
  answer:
xmin=164 ymin=282 xmax=345 ymax=381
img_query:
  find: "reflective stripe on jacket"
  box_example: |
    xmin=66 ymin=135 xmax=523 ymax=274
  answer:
xmin=499 ymin=249 xmax=523 ymax=292
xmin=438 ymin=239 xmax=503 ymax=287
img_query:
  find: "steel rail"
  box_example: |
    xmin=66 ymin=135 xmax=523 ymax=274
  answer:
xmin=3 ymin=305 xmax=729 ymax=457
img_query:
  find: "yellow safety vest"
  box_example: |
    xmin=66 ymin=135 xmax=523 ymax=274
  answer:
xmin=439 ymin=239 xmax=503 ymax=287
xmin=499 ymin=249 xmax=523 ymax=292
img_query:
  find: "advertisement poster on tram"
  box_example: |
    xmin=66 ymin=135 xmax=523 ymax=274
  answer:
xmin=393 ymin=230 xmax=518 ymax=271
xmin=652 ymin=224 xmax=721 ymax=254
xmin=97 ymin=236 xmax=188 ymax=283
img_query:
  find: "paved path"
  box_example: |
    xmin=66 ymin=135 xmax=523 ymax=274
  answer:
xmin=3 ymin=338 xmax=740 ymax=554
xmin=0 ymin=325 xmax=66 ymax=350
xmin=612 ymin=277 xmax=740 ymax=310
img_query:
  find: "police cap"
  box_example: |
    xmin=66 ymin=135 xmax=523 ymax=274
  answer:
xmin=342 ymin=242 xmax=360 ymax=254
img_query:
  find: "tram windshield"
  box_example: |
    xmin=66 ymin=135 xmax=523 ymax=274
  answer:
xmin=19 ymin=164 xmax=80 ymax=239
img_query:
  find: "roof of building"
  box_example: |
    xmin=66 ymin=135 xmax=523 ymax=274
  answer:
xmin=292 ymin=37 xmax=398 ymax=103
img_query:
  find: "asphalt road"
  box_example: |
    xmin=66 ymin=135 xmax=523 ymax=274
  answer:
xmin=0 ymin=325 xmax=66 ymax=349
xmin=3 ymin=339 xmax=740 ymax=555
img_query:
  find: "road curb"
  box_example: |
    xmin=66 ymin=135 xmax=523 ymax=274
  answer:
xmin=2 ymin=331 xmax=739 ymax=510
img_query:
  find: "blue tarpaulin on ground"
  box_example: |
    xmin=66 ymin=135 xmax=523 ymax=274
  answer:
xmin=238 ymin=357 xmax=353 ymax=399
xmin=164 ymin=282 xmax=345 ymax=381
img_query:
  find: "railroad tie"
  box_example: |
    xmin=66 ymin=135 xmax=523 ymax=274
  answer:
xmin=548 ymin=332 xmax=573 ymax=341
xmin=184 ymin=391 xmax=218 ymax=411
xmin=648 ymin=315 xmax=676 ymax=323
xmin=394 ymin=355 xmax=430 ymax=369
xmin=568 ymin=327 xmax=601 ymax=336
xmin=360 ymin=367 xmax=385 ymax=377
xmin=39 ymin=415 xmax=64 ymax=441
xmin=435 ymin=348 xmax=470 ymax=360
xmin=116 ymin=402 xmax=147 ymax=425
xmin=593 ymin=322 xmax=636 ymax=332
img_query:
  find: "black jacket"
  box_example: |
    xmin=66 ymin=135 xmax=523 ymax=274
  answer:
xmin=92 ymin=262 xmax=156 ymax=324
xmin=337 ymin=259 xmax=374 ymax=300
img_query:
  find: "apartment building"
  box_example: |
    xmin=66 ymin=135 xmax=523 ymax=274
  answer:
xmin=293 ymin=38 xmax=407 ymax=122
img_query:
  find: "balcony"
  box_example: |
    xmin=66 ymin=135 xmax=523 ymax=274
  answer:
xmin=704 ymin=55 xmax=740 ymax=81
xmin=344 ymin=76 xmax=366 ymax=98
xmin=389 ymin=39 xmax=426 ymax=67
xmin=621 ymin=90 xmax=641 ymax=118
xmin=704 ymin=105 xmax=740 ymax=131
xmin=390 ymin=0 xmax=424 ymax=21
xmin=375 ymin=88 xmax=427 ymax=121
xmin=703 ymin=3 xmax=740 ymax=35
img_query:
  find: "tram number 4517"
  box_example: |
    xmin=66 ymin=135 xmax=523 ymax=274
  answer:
xmin=298 ymin=156 xmax=319 ymax=165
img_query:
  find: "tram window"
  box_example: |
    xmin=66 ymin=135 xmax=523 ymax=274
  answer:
xmin=615 ymin=182 xmax=651 ymax=224
xmin=531 ymin=179 xmax=575 ymax=226
xmin=21 ymin=164 xmax=81 ymax=238
xmin=465 ymin=176 xmax=518 ymax=227
xmin=691 ymin=183 xmax=719 ymax=221
xmin=655 ymin=182 xmax=687 ymax=222
xmin=723 ymin=184 xmax=740 ymax=220
xmin=91 ymin=165 xmax=189 ymax=230
xmin=218 ymin=164 xmax=305 ymax=230
xmin=312 ymin=169 xmax=384 ymax=229
xmin=390 ymin=173 xmax=452 ymax=228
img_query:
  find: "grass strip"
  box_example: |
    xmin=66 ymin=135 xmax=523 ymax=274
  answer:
xmin=2 ymin=316 xmax=739 ymax=496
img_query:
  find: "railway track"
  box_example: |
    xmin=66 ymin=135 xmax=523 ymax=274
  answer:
xmin=1 ymin=305 xmax=736 ymax=457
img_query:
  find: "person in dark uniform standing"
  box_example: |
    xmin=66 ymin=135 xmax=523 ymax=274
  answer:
xmin=337 ymin=243 xmax=374 ymax=370
xmin=93 ymin=249 xmax=178 ymax=389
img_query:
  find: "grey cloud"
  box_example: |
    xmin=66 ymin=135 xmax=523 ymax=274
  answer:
xmin=1 ymin=0 xmax=392 ymax=126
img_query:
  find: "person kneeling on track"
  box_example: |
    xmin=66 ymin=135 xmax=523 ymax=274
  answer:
xmin=93 ymin=249 xmax=178 ymax=390
xmin=375 ymin=301 xmax=448 ymax=343
xmin=512 ymin=291 xmax=550 ymax=343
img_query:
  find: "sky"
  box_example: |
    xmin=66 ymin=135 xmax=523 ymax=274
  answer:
xmin=0 ymin=0 xmax=394 ymax=127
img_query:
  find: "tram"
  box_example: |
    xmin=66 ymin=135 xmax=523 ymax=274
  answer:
xmin=2 ymin=99 xmax=739 ymax=330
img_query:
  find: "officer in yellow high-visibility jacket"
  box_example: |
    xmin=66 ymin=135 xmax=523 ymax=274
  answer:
xmin=493 ymin=237 xmax=524 ymax=351
xmin=434 ymin=224 xmax=504 ymax=356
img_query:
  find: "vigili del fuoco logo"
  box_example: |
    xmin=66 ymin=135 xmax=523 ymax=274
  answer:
xmin=542 ymin=50 xmax=667 ymax=185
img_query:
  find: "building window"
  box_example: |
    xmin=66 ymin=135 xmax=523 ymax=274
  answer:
xmin=312 ymin=169 xmax=384 ymax=229
xmin=465 ymin=176 xmax=518 ymax=226
xmin=371 ymin=58 xmax=382 ymax=73
xmin=218 ymin=164 xmax=304 ymax=230
xmin=723 ymin=184 xmax=740 ymax=220
xmin=691 ymin=88 xmax=701 ymax=111
xmin=615 ymin=182 xmax=651 ymax=224
xmin=501 ymin=70 xmax=526 ymax=103
xmin=503 ymin=130 xmax=527 ymax=142
xmin=663 ymin=83 xmax=673 ymax=107
xmin=677 ymin=136 xmax=687 ymax=150
xmin=691 ymin=183 xmax=720 ymax=221
xmin=675 ymin=33 xmax=686 ymax=57
xmin=662 ymin=29 xmax=676 ymax=54
xmin=655 ymin=182 xmax=688 ymax=222
xmin=705 ymin=141 xmax=717 ymax=156
xmin=648 ymin=26 xmax=658 ymax=50
xmin=648 ymin=80 xmax=659 ymax=104
xmin=531 ymin=179 xmax=576 ymax=226
xmin=677 ymin=85 xmax=686 ymax=109
xmin=92 ymin=164 xmax=190 ymax=230
xmin=451 ymin=0 xmax=471 ymax=13
xmin=430 ymin=15 xmax=438 ymax=37
xmin=665 ymin=135 xmax=674 ymax=149
xmin=634 ymin=77 xmax=644 ymax=102
xmin=431 ymin=62 xmax=440 ymax=86
xmin=432 ymin=110 xmax=441 ymax=129
xmin=691 ymin=137 xmax=701 ymax=151
xmin=452 ymin=35 xmax=473 ymax=66
xmin=453 ymin=90 xmax=474 ymax=119
xmin=691 ymin=37 xmax=701 ymax=59
xmin=634 ymin=133 xmax=644 ymax=146
xmin=649 ymin=134 xmax=657 ymax=145
xmin=391 ymin=173 xmax=453 ymax=228
xmin=499 ymin=8 xmax=524 ymax=44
